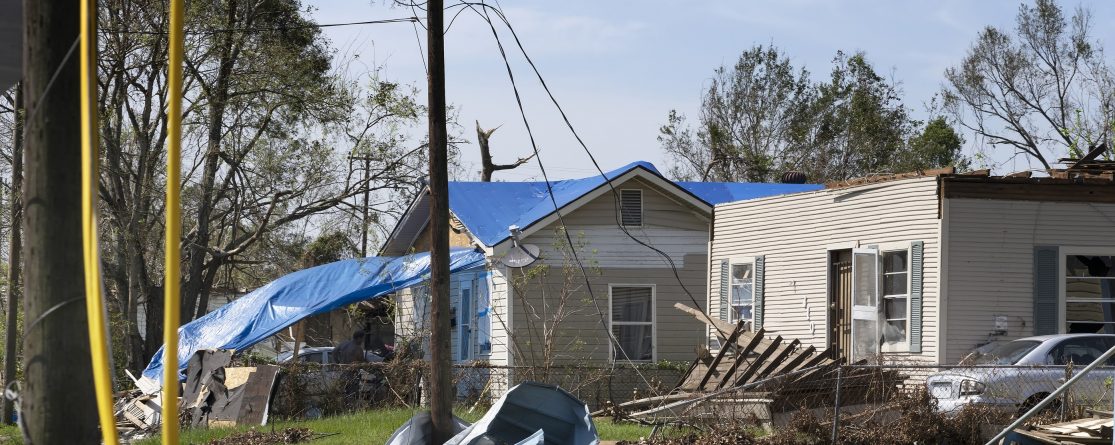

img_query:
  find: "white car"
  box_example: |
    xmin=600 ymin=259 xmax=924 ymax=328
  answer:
xmin=927 ymin=334 xmax=1115 ymax=413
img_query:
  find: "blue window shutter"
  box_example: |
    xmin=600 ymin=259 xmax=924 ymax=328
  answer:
xmin=909 ymin=241 xmax=924 ymax=353
xmin=719 ymin=260 xmax=729 ymax=321
xmin=1033 ymin=246 xmax=1060 ymax=335
xmin=754 ymin=256 xmax=765 ymax=331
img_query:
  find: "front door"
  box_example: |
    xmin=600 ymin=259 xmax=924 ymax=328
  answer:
xmin=829 ymin=250 xmax=853 ymax=360
xmin=850 ymin=248 xmax=880 ymax=363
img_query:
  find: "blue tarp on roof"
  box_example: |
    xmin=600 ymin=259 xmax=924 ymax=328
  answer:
xmin=140 ymin=248 xmax=486 ymax=387
xmin=448 ymin=161 xmax=822 ymax=247
xmin=676 ymin=181 xmax=823 ymax=205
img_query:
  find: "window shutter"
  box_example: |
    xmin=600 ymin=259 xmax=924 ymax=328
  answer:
xmin=1033 ymin=246 xmax=1060 ymax=335
xmin=754 ymin=256 xmax=765 ymax=330
xmin=719 ymin=260 xmax=729 ymax=321
xmin=909 ymin=241 xmax=924 ymax=353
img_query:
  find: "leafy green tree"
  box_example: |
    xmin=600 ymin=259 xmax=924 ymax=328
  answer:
xmin=805 ymin=51 xmax=913 ymax=181
xmin=95 ymin=0 xmax=431 ymax=371
xmin=659 ymin=45 xmax=814 ymax=182
xmin=897 ymin=117 xmax=970 ymax=172
xmin=662 ymin=47 xmax=931 ymax=183
xmin=942 ymin=0 xmax=1114 ymax=169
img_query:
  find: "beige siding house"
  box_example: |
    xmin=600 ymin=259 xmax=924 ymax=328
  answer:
xmin=709 ymin=172 xmax=1115 ymax=365
xmin=381 ymin=162 xmax=820 ymax=394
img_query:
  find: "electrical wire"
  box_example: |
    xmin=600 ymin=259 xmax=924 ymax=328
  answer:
xmin=99 ymin=17 xmax=419 ymax=36
xmin=466 ymin=2 xmax=730 ymax=341
xmin=79 ymin=0 xmax=120 ymax=441
xmin=162 ymin=0 xmax=186 ymax=442
xmin=467 ymin=5 xmax=667 ymax=404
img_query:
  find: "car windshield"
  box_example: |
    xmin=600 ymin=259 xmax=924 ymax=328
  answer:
xmin=969 ymin=340 xmax=1041 ymax=365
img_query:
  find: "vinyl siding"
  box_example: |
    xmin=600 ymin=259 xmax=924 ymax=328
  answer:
xmin=508 ymin=178 xmax=711 ymax=365
xmin=943 ymin=198 xmax=1115 ymax=364
xmin=710 ymin=177 xmax=942 ymax=362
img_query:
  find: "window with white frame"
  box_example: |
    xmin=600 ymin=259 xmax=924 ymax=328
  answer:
xmin=620 ymin=189 xmax=643 ymax=227
xmin=881 ymin=250 xmax=909 ymax=346
xmin=1065 ymin=254 xmax=1115 ymax=334
xmin=611 ymin=285 xmax=654 ymax=361
xmin=730 ymin=263 xmax=754 ymax=326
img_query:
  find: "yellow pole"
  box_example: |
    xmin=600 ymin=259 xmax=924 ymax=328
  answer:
xmin=80 ymin=0 xmax=120 ymax=442
xmin=163 ymin=0 xmax=185 ymax=442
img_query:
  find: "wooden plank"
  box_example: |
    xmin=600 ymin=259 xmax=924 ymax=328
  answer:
xmin=728 ymin=336 xmax=782 ymax=389
xmin=714 ymin=329 xmax=766 ymax=390
xmin=673 ymin=302 xmax=736 ymax=338
xmin=749 ymin=339 xmax=800 ymax=383
xmin=767 ymin=345 xmax=815 ymax=377
xmin=698 ymin=320 xmax=746 ymax=390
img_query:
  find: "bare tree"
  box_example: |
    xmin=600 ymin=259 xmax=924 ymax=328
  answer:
xmin=943 ymin=0 xmax=1115 ymax=169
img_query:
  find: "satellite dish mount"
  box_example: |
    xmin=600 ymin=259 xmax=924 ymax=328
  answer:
xmin=499 ymin=225 xmax=540 ymax=268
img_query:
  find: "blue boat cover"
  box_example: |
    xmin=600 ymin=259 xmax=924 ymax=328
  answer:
xmin=140 ymin=248 xmax=486 ymax=386
xmin=447 ymin=161 xmax=822 ymax=247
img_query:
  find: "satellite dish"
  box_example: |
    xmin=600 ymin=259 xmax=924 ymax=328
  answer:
xmin=500 ymin=243 xmax=540 ymax=268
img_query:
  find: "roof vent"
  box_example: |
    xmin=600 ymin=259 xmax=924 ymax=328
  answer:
xmin=780 ymin=171 xmax=807 ymax=184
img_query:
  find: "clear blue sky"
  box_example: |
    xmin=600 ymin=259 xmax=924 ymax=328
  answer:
xmin=312 ymin=1 xmax=1115 ymax=180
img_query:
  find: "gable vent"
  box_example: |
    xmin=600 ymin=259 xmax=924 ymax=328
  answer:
xmin=620 ymin=189 xmax=643 ymax=227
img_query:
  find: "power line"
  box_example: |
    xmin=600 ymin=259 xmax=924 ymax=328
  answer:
xmin=99 ymin=17 xmax=420 ymax=36
xmin=467 ymin=2 xmax=730 ymax=341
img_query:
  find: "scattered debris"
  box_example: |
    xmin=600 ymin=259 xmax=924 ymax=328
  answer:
xmin=1004 ymin=409 xmax=1114 ymax=444
xmin=385 ymin=412 xmax=470 ymax=445
xmin=116 ymin=349 xmax=281 ymax=439
xmin=445 ymin=381 xmax=599 ymax=445
xmin=205 ymin=427 xmax=313 ymax=445
xmin=608 ymin=304 xmax=904 ymax=427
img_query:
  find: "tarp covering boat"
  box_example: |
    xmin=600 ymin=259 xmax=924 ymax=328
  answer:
xmin=445 ymin=381 xmax=599 ymax=445
xmin=140 ymin=248 xmax=486 ymax=390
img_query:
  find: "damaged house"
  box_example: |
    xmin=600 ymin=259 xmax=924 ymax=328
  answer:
xmin=706 ymin=167 xmax=1115 ymax=366
xmin=380 ymin=162 xmax=820 ymax=393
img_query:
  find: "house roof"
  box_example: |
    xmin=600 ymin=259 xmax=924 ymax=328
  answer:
xmin=382 ymin=161 xmax=822 ymax=253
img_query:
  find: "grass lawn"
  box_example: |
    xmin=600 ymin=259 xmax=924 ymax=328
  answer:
xmin=129 ymin=407 xmax=688 ymax=444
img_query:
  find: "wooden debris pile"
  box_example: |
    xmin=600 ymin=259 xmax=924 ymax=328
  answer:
xmin=611 ymin=304 xmax=903 ymax=422
xmin=1005 ymin=410 xmax=1115 ymax=444
xmin=1051 ymin=143 xmax=1115 ymax=180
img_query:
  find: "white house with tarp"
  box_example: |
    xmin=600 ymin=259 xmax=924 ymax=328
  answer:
xmin=380 ymin=161 xmax=821 ymax=393
xmin=706 ymin=168 xmax=1115 ymax=366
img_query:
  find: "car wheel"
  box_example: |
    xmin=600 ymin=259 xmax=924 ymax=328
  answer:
xmin=1018 ymin=393 xmax=1061 ymax=416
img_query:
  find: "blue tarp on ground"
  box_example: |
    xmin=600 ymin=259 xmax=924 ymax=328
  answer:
xmin=140 ymin=248 xmax=486 ymax=387
xmin=447 ymin=161 xmax=823 ymax=247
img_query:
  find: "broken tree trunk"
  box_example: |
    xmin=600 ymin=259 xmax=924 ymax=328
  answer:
xmin=477 ymin=121 xmax=534 ymax=181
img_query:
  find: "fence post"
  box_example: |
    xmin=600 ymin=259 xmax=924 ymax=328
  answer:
xmin=831 ymin=364 xmax=843 ymax=443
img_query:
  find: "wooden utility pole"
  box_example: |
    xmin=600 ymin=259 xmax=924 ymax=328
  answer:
xmin=427 ymin=0 xmax=454 ymax=442
xmin=349 ymin=154 xmax=373 ymax=257
xmin=2 ymin=84 xmax=22 ymax=425
xmin=22 ymin=0 xmax=99 ymax=441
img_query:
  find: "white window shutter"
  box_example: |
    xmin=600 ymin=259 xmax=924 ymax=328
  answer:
xmin=719 ymin=260 xmax=729 ymax=321
xmin=754 ymin=256 xmax=765 ymax=330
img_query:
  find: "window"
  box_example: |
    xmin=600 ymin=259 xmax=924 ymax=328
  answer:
xmin=611 ymin=285 xmax=654 ymax=361
xmin=1064 ymin=255 xmax=1115 ymax=334
xmin=881 ymin=250 xmax=909 ymax=346
xmin=620 ymin=189 xmax=642 ymax=227
xmin=459 ymin=284 xmax=472 ymax=360
xmin=730 ymin=263 xmax=754 ymax=326
xmin=476 ymin=278 xmax=492 ymax=354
